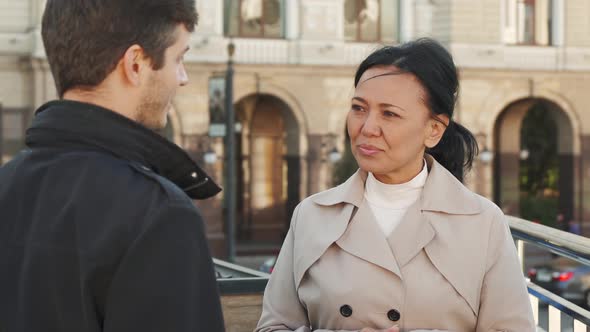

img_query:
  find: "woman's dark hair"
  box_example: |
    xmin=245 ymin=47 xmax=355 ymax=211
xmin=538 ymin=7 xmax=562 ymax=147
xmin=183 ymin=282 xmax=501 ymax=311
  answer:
xmin=354 ymin=38 xmax=478 ymax=182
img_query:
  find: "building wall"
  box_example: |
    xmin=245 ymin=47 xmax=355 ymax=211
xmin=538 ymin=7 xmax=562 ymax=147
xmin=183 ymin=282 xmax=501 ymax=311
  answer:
xmin=3 ymin=0 xmax=590 ymax=254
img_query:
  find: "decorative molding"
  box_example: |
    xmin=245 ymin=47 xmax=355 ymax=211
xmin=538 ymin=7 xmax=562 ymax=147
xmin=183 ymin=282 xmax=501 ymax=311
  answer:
xmin=5 ymin=34 xmax=590 ymax=72
xmin=3 ymin=1 xmax=590 ymax=71
xmin=186 ymin=36 xmax=377 ymax=66
xmin=450 ymin=43 xmax=590 ymax=71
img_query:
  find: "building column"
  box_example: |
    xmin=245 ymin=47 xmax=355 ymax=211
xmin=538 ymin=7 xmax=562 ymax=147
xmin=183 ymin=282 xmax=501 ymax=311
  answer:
xmin=285 ymin=0 xmax=300 ymax=39
xmin=399 ymin=0 xmax=414 ymax=42
xmin=306 ymin=133 xmax=341 ymax=194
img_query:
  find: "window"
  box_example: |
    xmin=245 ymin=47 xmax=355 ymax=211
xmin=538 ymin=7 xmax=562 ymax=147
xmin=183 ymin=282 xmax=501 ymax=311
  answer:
xmin=344 ymin=0 xmax=398 ymax=43
xmin=504 ymin=0 xmax=553 ymax=45
xmin=227 ymin=0 xmax=285 ymax=38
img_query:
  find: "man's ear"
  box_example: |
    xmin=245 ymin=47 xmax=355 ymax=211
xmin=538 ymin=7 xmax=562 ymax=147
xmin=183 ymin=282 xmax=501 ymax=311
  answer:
xmin=425 ymin=114 xmax=450 ymax=148
xmin=121 ymin=44 xmax=148 ymax=87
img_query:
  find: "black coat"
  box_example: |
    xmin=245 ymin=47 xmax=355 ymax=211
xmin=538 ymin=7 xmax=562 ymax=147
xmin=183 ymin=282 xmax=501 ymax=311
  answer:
xmin=0 ymin=100 xmax=225 ymax=332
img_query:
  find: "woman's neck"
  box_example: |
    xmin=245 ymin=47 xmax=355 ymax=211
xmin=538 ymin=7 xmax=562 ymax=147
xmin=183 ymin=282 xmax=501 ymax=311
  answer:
xmin=373 ymin=156 xmax=426 ymax=185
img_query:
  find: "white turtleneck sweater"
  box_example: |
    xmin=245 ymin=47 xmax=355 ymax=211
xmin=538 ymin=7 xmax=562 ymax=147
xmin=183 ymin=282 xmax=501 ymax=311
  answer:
xmin=364 ymin=161 xmax=428 ymax=236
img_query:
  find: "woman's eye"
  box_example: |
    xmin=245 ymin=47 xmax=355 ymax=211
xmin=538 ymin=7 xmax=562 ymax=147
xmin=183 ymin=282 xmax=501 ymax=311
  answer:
xmin=351 ymin=104 xmax=364 ymax=112
xmin=383 ymin=110 xmax=399 ymax=118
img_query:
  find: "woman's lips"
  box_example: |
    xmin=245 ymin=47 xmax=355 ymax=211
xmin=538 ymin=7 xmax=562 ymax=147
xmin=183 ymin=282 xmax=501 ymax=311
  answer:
xmin=358 ymin=144 xmax=381 ymax=156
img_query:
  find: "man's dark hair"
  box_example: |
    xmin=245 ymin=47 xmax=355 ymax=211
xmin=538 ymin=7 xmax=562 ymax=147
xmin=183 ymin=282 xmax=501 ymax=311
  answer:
xmin=42 ymin=0 xmax=198 ymax=98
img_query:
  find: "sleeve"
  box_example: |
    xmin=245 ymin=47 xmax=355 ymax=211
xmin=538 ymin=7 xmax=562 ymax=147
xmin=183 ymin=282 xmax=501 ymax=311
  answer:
xmin=256 ymin=205 xmax=361 ymax=332
xmin=475 ymin=209 xmax=536 ymax=332
xmin=101 ymin=201 xmax=225 ymax=332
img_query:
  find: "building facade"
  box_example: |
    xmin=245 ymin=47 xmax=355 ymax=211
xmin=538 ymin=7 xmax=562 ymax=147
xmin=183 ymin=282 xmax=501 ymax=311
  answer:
xmin=2 ymin=0 xmax=590 ymax=257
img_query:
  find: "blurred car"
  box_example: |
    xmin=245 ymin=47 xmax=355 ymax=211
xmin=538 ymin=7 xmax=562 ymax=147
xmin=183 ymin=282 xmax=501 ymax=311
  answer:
xmin=259 ymin=256 xmax=277 ymax=274
xmin=528 ymin=257 xmax=590 ymax=308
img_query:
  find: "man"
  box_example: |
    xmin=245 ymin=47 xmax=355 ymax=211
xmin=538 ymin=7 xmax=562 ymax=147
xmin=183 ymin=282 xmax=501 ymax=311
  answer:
xmin=0 ymin=0 xmax=225 ymax=331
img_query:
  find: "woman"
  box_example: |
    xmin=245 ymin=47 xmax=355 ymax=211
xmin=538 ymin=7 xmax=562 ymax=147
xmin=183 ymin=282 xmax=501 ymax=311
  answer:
xmin=256 ymin=38 xmax=535 ymax=332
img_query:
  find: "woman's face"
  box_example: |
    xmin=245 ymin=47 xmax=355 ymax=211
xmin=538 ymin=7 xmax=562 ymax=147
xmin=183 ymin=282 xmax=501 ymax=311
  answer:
xmin=347 ymin=65 xmax=447 ymax=184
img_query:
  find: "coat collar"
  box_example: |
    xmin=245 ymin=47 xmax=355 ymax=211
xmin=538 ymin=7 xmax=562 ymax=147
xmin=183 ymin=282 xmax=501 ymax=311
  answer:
xmin=308 ymin=154 xmax=482 ymax=314
xmin=26 ymin=100 xmax=221 ymax=200
xmin=311 ymin=154 xmax=482 ymax=215
xmin=335 ymin=199 xmax=403 ymax=278
xmin=331 ymin=195 xmax=437 ymax=277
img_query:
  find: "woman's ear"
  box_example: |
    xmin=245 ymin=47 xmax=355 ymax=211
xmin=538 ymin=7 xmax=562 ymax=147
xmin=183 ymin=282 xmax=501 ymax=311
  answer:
xmin=424 ymin=114 xmax=450 ymax=148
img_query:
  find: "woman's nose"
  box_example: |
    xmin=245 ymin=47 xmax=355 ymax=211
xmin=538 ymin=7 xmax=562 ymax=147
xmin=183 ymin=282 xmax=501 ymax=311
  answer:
xmin=360 ymin=113 xmax=381 ymax=137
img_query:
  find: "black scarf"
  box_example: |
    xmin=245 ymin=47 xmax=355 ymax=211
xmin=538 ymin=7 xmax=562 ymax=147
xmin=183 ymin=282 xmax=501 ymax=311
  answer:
xmin=26 ymin=100 xmax=221 ymax=200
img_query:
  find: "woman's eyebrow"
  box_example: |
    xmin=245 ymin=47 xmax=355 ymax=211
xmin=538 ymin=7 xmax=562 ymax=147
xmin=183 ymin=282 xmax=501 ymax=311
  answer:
xmin=351 ymin=96 xmax=368 ymax=104
xmin=352 ymin=97 xmax=407 ymax=112
xmin=379 ymin=102 xmax=407 ymax=112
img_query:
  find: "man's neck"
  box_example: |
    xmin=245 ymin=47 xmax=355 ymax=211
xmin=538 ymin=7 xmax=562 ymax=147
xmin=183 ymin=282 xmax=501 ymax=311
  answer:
xmin=62 ymin=89 xmax=137 ymax=123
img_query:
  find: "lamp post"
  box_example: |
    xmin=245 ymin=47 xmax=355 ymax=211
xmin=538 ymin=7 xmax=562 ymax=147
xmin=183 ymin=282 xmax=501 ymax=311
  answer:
xmin=224 ymin=40 xmax=237 ymax=263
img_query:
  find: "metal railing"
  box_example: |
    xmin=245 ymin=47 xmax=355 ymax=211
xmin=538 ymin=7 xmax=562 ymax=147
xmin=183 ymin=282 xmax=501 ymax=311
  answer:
xmin=214 ymin=258 xmax=269 ymax=295
xmin=213 ymin=258 xmax=271 ymax=332
xmin=509 ymin=216 xmax=590 ymax=332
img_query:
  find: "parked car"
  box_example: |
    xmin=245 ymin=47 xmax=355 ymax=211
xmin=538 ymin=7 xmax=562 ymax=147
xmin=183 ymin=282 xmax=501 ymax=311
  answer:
xmin=528 ymin=257 xmax=590 ymax=308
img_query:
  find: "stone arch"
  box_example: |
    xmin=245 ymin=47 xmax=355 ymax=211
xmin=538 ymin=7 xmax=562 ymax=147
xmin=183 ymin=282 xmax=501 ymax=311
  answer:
xmin=232 ymin=92 xmax=304 ymax=245
xmin=233 ymin=82 xmax=309 ymax=157
xmin=492 ymin=97 xmax=579 ymax=225
xmin=481 ymin=89 xmax=581 ymax=155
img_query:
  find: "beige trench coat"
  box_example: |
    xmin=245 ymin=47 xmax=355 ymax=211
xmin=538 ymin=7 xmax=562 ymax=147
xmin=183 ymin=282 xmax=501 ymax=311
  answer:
xmin=256 ymin=156 xmax=535 ymax=332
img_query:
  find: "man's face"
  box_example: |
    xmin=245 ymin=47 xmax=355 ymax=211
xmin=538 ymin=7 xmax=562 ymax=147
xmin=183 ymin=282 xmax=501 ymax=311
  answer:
xmin=136 ymin=25 xmax=191 ymax=130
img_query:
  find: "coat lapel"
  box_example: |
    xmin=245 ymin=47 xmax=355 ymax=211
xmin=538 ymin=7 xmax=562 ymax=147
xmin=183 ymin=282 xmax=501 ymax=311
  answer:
xmin=293 ymin=172 xmax=366 ymax=289
xmin=336 ymin=199 xmax=402 ymax=278
xmin=415 ymin=155 xmax=483 ymax=315
xmin=293 ymin=203 xmax=355 ymax=289
xmin=424 ymin=231 xmax=480 ymax=316
xmin=387 ymin=202 xmax=435 ymax=268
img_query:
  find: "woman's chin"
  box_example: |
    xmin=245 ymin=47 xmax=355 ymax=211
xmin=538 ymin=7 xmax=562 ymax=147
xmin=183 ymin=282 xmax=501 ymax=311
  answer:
xmin=357 ymin=162 xmax=385 ymax=175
